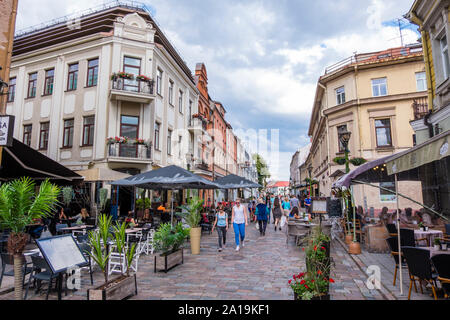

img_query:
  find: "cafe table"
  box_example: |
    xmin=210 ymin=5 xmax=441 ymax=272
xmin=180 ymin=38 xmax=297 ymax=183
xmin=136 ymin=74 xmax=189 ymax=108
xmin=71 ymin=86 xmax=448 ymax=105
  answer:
xmin=425 ymin=246 xmax=450 ymax=258
xmin=414 ymin=229 xmax=443 ymax=246
xmin=60 ymin=225 xmax=89 ymax=236
xmin=126 ymin=228 xmax=143 ymax=242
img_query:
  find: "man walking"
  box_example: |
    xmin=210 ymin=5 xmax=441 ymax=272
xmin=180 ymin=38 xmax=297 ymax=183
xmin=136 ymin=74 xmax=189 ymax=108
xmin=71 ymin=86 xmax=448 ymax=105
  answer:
xmin=290 ymin=194 xmax=300 ymax=211
xmin=255 ymin=198 xmax=269 ymax=236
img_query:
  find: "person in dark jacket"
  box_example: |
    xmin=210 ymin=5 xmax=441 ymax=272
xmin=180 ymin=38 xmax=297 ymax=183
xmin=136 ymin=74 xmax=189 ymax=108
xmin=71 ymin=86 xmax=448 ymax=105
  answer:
xmin=255 ymin=198 xmax=269 ymax=236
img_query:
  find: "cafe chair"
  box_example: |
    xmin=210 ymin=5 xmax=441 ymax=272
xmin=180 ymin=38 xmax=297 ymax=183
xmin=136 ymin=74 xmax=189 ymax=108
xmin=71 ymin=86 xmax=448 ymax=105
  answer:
xmin=386 ymin=224 xmax=398 ymax=237
xmin=25 ymin=255 xmax=60 ymax=300
xmin=443 ymin=224 xmax=450 ymax=243
xmin=385 ymin=237 xmax=407 ymax=286
xmin=400 ymin=228 xmax=428 ymax=247
xmin=0 ymin=253 xmax=32 ymax=289
xmin=77 ymin=243 xmax=94 ymax=285
xmin=402 ymin=247 xmax=438 ymax=300
xmin=431 ymin=254 xmax=450 ymax=299
xmin=352 ymin=219 xmax=365 ymax=244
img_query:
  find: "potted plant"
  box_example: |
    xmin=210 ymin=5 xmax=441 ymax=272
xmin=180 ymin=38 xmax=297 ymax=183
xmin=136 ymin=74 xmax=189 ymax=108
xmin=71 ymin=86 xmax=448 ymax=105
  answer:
xmin=87 ymin=215 xmax=138 ymax=300
xmin=153 ymin=222 xmax=190 ymax=273
xmin=136 ymin=75 xmax=152 ymax=82
xmin=135 ymin=198 xmax=151 ymax=219
xmin=349 ymin=158 xmax=367 ymax=166
xmin=434 ymin=238 xmax=441 ymax=251
xmin=177 ymin=197 xmax=204 ymax=255
xmin=0 ymin=178 xmax=60 ymax=300
xmin=289 ymin=271 xmax=335 ymax=301
xmin=441 ymin=241 xmax=448 ymax=251
xmin=333 ymin=157 xmax=346 ymax=165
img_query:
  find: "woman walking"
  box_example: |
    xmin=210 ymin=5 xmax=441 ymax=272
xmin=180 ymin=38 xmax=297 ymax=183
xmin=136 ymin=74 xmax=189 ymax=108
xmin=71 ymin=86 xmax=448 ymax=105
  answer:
xmin=231 ymin=199 xmax=248 ymax=252
xmin=273 ymin=197 xmax=283 ymax=232
xmin=255 ymin=198 xmax=269 ymax=236
xmin=212 ymin=204 xmax=228 ymax=252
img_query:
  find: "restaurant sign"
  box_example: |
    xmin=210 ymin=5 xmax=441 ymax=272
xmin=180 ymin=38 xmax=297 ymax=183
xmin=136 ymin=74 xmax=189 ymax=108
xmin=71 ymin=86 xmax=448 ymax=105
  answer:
xmin=0 ymin=115 xmax=14 ymax=147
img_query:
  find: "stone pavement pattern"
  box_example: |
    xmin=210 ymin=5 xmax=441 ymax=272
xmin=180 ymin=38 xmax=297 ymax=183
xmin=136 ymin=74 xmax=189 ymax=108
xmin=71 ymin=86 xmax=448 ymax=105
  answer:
xmin=0 ymin=223 xmax=440 ymax=300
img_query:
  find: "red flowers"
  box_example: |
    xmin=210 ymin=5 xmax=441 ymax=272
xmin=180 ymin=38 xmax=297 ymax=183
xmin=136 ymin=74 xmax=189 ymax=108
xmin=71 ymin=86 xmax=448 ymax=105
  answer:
xmin=329 ymin=278 xmax=335 ymax=283
xmin=314 ymin=246 xmax=317 ymax=251
xmin=288 ymin=280 xmax=292 ymax=284
xmin=300 ymin=280 xmax=306 ymax=285
xmin=321 ymin=246 xmax=325 ymax=251
xmin=317 ymin=270 xmax=322 ymax=275
xmin=304 ymin=285 xmax=309 ymax=289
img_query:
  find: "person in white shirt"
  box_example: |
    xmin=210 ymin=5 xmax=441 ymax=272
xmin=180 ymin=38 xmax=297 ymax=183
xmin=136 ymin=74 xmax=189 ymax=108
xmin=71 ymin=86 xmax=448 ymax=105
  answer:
xmin=231 ymin=198 xmax=248 ymax=251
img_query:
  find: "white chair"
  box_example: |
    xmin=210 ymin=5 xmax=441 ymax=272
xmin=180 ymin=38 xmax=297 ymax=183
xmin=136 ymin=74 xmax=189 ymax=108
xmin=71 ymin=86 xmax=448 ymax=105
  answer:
xmin=108 ymin=244 xmax=126 ymax=275
xmin=139 ymin=229 xmax=155 ymax=255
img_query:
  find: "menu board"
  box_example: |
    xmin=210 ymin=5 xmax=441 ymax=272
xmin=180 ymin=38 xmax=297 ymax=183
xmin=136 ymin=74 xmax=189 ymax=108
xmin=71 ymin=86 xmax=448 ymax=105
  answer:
xmin=311 ymin=197 xmax=328 ymax=214
xmin=36 ymin=235 xmax=87 ymax=274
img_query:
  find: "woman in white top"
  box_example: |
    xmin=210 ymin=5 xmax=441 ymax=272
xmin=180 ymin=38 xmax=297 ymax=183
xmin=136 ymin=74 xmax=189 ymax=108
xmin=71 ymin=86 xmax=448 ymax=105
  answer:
xmin=231 ymin=198 xmax=248 ymax=251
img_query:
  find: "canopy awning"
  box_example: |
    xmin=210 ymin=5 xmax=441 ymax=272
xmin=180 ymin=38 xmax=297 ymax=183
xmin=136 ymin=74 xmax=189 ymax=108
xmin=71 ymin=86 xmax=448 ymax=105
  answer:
xmin=1 ymin=139 xmax=83 ymax=184
xmin=76 ymin=168 xmax=130 ymax=182
xmin=214 ymin=174 xmax=262 ymax=189
xmin=387 ymin=130 xmax=450 ymax=175
xmin=110 ymin=165 xmax=220 ymax=190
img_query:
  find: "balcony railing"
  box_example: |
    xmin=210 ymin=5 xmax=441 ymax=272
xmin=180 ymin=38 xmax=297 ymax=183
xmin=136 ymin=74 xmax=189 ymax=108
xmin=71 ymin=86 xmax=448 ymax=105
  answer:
xmin=108 ymin=143 xmax=152 ymax=161
xmin=111 ymin=78 xmax=154 ymax=95
xmin=412 ymin=98 xmax=429 ymax=120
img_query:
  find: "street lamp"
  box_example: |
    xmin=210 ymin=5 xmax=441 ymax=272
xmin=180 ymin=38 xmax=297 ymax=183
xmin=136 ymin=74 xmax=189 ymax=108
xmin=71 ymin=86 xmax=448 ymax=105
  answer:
xmin=338 ymin=128 xmax=352 ymax=174
xmin=307 ymin=165 xmax=313 ymax=198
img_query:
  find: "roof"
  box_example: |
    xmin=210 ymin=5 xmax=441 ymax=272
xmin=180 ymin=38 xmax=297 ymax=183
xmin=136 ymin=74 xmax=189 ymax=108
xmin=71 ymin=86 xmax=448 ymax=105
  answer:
xmin=267 ymin=181 xmax=289 ymax=188
xmin=13 ymin=1 xmax=194 ymax=84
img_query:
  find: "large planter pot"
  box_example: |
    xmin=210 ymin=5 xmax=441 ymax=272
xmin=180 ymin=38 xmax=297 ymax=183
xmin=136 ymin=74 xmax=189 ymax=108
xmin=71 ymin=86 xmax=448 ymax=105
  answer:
xmin=87 ymin=274 xmax=137 ymax=300
xmin=294 ymin=293 xmax=330 ymax=301
xmin=349 ymin=241 xmax=362 ymax=255
xmin=154 ymin=248 xmax=184 ymax=273
xmin=345 ymin=234 xmax=353 ymax=245
xmin=190 ymin=227 xmax=202 ymax=255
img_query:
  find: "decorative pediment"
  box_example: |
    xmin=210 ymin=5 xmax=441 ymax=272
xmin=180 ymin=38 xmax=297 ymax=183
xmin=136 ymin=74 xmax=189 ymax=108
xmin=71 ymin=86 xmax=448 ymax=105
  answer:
xmin=114 ymin=13 xmax=155 ymax=43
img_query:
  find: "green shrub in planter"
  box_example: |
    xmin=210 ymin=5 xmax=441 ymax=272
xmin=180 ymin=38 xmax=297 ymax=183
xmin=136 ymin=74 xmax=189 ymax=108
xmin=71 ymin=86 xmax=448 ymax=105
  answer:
xmin=349 ymin=158 xmax=367 ymax=166
xmin=152 ymin=223 xmax=190 ymax=255
xmin=333 ymin=157 xmax=346 ymax=165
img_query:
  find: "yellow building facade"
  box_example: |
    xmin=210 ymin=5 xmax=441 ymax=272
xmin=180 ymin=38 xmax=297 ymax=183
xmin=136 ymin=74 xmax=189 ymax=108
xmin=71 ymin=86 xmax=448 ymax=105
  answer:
xmin=306 ymin=44 xmax=427 ymax=212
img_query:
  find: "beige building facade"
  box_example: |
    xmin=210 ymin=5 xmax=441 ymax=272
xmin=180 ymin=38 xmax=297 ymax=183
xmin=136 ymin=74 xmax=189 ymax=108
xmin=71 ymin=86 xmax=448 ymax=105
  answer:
xmin=306 ymin=44 xmax=427 ymax=211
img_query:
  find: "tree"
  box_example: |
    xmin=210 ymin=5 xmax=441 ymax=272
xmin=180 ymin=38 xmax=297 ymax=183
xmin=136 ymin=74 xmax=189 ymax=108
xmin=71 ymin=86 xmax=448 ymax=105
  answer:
xmin=0 ymin=178 xmax=60 ymax=300
xmin=252 ymin=154 xmax=271 ymax=188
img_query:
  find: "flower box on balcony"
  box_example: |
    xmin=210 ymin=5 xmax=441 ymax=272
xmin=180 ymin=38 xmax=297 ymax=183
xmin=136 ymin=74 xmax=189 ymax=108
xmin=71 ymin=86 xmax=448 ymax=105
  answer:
xmin=111 ymin=72 xmax=135 ymax=81
xmin=136 ymin=75 xmax=152 ymax=82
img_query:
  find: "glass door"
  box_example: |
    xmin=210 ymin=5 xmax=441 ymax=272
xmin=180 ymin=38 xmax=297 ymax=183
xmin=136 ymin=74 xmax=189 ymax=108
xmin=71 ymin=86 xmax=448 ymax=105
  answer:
xmin=120 ymin=115 xmax=139 ymax=158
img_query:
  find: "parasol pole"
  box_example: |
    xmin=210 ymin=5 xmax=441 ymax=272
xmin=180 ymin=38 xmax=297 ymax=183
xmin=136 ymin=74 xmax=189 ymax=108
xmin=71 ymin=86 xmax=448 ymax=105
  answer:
xmin=171 ymin=189 xmax=174 ymax=227
xmin=395 ymin=173 xmax=403 ymax=295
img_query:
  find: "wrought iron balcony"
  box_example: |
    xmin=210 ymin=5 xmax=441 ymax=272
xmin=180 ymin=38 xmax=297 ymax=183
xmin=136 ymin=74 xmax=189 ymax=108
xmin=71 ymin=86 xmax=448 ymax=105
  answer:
xmin=107 ymin=143 xmax=152 ymax=163
xmin=110 ymin=78 xmax=155 ymax=103
xmin=412 ymin=98 xmax=429 ymax=120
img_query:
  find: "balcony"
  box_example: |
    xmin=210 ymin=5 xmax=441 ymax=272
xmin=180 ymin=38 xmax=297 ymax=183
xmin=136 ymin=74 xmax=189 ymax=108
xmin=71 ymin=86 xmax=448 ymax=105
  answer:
xmin=412 ymin=98 xmax=429 ymax=120
xmin=110 ymin=78 xmax=155 ymax=103
xmin=188 ymin=117 xmax=203 ymax=133
xmin=195 ymin=161 xmax=210 ymax=171
xmin=107 ymin=143 xmax=152 ymax=164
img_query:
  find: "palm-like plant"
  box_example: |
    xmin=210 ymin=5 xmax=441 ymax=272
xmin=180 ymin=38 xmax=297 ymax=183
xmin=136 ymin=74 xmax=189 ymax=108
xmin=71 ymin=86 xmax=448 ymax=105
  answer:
xmin=0 ymin=178 xmax=60 ymax=300
xmin=177 ymin=197 xmax=204 ymax=228
xmin=87 ymin=214 xmax=112 ymax=285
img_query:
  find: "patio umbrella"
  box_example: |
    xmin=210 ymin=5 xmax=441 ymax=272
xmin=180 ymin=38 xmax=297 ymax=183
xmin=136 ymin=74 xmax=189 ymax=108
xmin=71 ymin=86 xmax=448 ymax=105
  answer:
xmin=215 ymin=174 xmax=262 ymax=189
xmin=111 ymin=165 xmax=220 ymax=225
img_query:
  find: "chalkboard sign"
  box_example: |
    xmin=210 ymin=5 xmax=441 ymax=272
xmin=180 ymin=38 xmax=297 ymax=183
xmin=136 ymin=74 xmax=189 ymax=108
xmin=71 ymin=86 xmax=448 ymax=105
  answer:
xmin=311 ymin=197 xmax=328 ymax=214
xmin=36 ymin=235 xmax=87 ymax=274
xmin=327 ymin=198 xmax=343 ymax=217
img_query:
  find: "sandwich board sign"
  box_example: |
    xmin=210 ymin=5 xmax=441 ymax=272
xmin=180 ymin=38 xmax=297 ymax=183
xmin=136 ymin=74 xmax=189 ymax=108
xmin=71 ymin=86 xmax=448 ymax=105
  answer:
xmin=0 ymin=115 xmax=14 ymax=147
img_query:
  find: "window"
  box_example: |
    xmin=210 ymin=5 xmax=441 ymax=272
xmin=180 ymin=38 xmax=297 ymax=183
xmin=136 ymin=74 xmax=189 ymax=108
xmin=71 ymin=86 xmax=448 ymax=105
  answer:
xmin=87 ymin=58 xmax=99 ymax=87
xmin=67 ymin=63 xmax=78 ymax=91
xmin=43 ymin=69 xmax=54 ymax=95
xmin=375 ymin=119 xmax=392 ymax=147
xmin=415 ymin=72 xmax=427 ymax=92
xmin=7 ymin=77 xmax=16 ymax=102
xmin=27 ymin=72 xmax=37 ymax=98
xmin=39 ymin=122 xmax=50 ymax=150
xmin=63 ymin=119 xmax=74 ymax=148
xmin=337 ymin=125 xmax=348 ymax=152
xmin=380 ymin=182 xmax=396 ymax=202
xmin=82 ymin=116 xmax=95 ymax=146
xmin=372 ymin=78 xmax=387 ymax=97
xmin=188 ymin=100 xmax=193 ymax=125
xmin=440 ymin=35 xmax=450 ymax=79
xmin=336 ymin=86 xmax=345 ymax=105
xmin=156 ymin=69 xmax=163 ymax=95
xmin=178 ymin=90 xmax=184 ymax=113
xmin=120 ymin=115 xmax=139 ymax=157
xmin=23 ymin=125 xmax=32 ymax=146
xmin=154 ymin=122 xmax=160 ymax=150
xmin=167 ymin=130 xmax=172 ymax=155
xmin=123 ymin=56 xmax=141 ymax=92
xmin=169 ymin=80 xmax=174 ymax=105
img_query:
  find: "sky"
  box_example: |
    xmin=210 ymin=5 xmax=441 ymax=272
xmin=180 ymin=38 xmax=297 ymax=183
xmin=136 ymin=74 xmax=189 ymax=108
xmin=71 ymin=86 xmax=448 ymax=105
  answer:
xmin=14 ymin=0 xmax=421 ymax=181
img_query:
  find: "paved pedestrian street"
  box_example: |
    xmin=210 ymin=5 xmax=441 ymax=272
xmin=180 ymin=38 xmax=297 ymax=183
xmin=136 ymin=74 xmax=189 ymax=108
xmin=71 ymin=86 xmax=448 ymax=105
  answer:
xmin=0 ymin=223 xmax=440 ymax=301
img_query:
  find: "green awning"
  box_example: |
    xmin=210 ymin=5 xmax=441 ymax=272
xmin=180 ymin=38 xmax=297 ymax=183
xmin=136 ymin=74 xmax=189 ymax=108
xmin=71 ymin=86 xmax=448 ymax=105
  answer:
xmin=387 ymin=130 xmax=449 ymax=175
